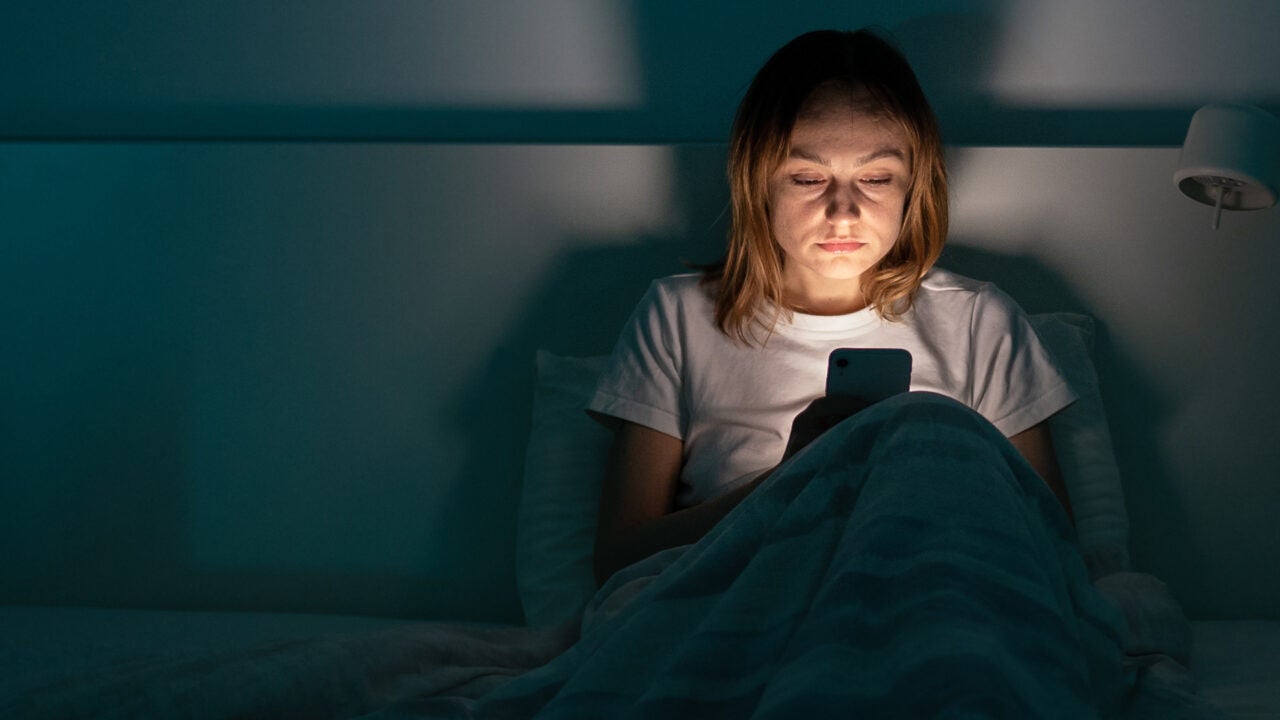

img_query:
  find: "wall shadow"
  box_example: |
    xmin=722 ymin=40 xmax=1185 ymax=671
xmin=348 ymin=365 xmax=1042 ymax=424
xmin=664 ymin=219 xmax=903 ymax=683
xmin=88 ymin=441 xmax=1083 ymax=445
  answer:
xmin=438 ymin=146 xmax=728 ymax=622
xmin=439 ymin=178 xmax=1196 ymax=623
xmin=12 ymin=2 xmax=1277 ymax=146
xmin=938 ymin=244 xmax=1191 ymax=592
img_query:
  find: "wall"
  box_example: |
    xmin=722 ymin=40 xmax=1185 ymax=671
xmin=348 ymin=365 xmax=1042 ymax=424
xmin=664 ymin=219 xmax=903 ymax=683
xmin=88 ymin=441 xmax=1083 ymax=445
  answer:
xmin=0 ymin=143 xmax=710 ymax=621
xmin=3 ymin=1 xmax=1278 ymax=144
xmin=945 ymin=147 xmax=1280 ymax=620
xmin=2 ymin=1 xmax=1279 ymax=621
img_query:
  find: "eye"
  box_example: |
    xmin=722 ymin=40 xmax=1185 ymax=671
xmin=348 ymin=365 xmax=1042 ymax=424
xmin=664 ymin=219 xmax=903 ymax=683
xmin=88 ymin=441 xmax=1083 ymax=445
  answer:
xmin=790 ymin=175 xmax=826 ymax=187
xmin=861 ymin=177 xmax=893 ymax=187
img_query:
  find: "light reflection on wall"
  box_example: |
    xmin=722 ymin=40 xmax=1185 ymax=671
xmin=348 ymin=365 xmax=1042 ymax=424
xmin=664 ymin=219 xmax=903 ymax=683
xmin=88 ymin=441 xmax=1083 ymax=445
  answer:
xmin=988 ymin=0 xmax=1280 ymax=106
xmin=408 ymin=1 xmax=643 ymax=107
xmin=0 ymin=0 xmax=644 ymax=110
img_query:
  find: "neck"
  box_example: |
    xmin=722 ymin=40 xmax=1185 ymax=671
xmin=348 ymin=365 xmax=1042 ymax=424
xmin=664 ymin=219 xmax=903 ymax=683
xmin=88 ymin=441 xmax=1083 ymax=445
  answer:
xmin=785 ymin=292 xmax=868 ymax=316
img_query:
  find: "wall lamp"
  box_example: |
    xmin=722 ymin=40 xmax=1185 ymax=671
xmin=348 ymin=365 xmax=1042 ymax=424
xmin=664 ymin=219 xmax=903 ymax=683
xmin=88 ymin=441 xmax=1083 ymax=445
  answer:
xmin=1174 ymin=103 xmax=1280 ymax=230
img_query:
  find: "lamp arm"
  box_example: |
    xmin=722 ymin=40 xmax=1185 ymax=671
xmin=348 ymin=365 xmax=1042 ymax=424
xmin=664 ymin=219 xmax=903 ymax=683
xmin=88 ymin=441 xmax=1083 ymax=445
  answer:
xmin=1214 ymin=183 xmax=1225 ymax=230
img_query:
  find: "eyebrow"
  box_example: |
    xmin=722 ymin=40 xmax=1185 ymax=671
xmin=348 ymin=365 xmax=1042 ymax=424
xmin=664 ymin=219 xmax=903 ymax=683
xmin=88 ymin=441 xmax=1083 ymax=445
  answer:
xmin=788 ymin=146 xmax=907 ymax=167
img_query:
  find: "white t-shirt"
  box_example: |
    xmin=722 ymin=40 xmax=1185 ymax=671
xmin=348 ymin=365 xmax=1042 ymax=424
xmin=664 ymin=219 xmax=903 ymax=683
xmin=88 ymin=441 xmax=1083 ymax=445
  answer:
xmin=587 ymin=268 xmax=1076 ymax=508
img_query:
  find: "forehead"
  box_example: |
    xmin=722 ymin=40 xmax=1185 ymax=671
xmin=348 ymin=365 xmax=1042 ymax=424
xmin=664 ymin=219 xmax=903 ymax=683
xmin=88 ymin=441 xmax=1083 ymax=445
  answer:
xmin=790 ymin=106 xmax=905 ymax=146
xmin=789 ymin=85 xmax=908 ymax=155
xmin=797 ymin=81 xmax=881 ymax=118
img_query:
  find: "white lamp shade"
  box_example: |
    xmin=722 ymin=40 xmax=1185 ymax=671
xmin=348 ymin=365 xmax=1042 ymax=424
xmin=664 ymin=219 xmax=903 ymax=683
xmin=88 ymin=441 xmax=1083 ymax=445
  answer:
xmin=1174 ymin=103 xmax=1280 ymax=211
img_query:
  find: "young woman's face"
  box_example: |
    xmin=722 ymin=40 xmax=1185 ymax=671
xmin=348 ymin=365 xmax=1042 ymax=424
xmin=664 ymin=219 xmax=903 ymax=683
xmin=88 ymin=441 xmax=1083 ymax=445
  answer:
xmin=768 ymin=88 xmax=911 ymax=314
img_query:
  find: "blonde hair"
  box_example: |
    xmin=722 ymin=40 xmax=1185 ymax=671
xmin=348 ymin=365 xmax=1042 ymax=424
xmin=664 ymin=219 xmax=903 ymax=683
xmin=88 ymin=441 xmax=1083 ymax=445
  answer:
xmin=702 ymin=29 xmax=948 ymax=344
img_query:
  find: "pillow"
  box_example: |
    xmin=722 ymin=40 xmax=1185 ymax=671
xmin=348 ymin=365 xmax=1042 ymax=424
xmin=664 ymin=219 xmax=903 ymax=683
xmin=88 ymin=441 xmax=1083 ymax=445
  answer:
xmin=516 ymin=351 xmax=612 ymax=626
xmin=517 ymin=314 xmax=1130 ymax=625
xmin=1029 ymin=313 xmax=1131 ymax=571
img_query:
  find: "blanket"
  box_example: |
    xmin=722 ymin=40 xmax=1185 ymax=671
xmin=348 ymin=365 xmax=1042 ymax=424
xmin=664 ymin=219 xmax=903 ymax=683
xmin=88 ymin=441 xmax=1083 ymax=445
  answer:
xmin=378 ymin=392 xmax=1139 ymax=719
xmin=5 ymin=393 xmax=1225 ymax=719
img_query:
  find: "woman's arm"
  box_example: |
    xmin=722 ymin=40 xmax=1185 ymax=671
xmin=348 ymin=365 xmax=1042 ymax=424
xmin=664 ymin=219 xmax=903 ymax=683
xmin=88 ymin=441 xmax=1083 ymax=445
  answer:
xmin=592 ymin=396 xmax=861 ymax=584
xmin=1008 ymin=421 xmax=1074 ymax=524
xmin=594 ymin=410 xmax=1073 ymax=585
xmin=593 ymin=421 xmax=763 ymax=585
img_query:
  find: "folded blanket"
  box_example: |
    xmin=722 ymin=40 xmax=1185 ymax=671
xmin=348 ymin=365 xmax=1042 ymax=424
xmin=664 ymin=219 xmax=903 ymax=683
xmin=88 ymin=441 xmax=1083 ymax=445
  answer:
xmin=389 ymin=392 xmax=1132 ymax=719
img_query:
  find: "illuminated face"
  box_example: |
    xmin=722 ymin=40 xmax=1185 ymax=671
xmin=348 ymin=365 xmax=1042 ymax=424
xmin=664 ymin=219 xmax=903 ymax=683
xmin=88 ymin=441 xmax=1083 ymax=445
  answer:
xmin=768 ymin=87 xmax=911 ymax=314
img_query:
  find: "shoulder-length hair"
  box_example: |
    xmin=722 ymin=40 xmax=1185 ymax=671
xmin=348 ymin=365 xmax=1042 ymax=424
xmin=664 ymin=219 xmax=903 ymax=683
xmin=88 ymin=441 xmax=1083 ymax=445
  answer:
xmin=702 ymin=29 xmax=948 ymax=344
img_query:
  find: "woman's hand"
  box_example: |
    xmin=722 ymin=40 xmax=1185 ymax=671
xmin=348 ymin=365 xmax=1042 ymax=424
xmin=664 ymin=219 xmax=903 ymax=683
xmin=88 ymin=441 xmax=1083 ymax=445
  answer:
xmin=782 ymin=395 xmax=872 ymax=461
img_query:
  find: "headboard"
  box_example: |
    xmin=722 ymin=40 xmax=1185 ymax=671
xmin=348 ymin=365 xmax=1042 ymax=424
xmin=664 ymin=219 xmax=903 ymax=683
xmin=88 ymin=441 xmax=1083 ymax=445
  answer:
xmin=2 ymin=143 xmax=1277 ymax=621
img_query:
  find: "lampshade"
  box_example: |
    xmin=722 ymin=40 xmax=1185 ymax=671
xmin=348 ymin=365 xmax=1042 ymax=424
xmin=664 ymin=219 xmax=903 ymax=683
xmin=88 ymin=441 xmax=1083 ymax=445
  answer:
xmin=1174 ymin=104 xmax=1280 ymax=229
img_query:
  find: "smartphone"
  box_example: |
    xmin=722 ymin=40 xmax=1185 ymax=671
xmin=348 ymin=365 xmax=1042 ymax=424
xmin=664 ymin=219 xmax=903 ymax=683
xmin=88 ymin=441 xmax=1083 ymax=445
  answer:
xmin=825 ymin=348 xmax=912 ymax=402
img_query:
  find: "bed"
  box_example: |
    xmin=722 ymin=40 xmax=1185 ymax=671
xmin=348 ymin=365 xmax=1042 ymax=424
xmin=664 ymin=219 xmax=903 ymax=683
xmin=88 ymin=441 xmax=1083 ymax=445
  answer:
xmin=3 ymin=609 xmax=1275 ymax=718
xmin=3 ymin=312 xmax=1277 ymax=719
xmin=3 ymin=612 xmax=1277 ymax=717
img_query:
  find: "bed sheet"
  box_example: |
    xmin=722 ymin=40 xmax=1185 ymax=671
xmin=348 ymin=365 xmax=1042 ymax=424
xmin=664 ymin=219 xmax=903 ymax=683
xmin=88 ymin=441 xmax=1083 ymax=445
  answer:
xmin=1192 ymin=620 xmax=1280 ymax=719
xmin=0 ymin=612 xmax=1268 ymax=718
xmin=0 ymin=605 xmax=412 ymax=657
xmin=0 ymin=605 xmax=571 ymax=720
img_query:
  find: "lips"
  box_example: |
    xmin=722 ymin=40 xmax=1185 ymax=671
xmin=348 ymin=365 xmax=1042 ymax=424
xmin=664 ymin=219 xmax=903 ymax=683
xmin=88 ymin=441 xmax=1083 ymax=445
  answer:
xmin=817 ymin=241 xmax=866 ymax=254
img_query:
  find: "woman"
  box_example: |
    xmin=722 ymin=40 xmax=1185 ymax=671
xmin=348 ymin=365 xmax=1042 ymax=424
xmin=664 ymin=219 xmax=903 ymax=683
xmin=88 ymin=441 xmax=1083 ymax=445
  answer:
xmin=471 ymin=29 xmax=1127 ymax=718
xmin=589 ymin=29 xmax=1077 ymax=584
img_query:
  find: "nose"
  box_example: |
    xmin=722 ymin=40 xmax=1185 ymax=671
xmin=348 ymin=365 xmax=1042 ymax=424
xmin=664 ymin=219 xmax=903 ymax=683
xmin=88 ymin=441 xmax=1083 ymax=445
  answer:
xmin=825 ymin=181 xmax=861 ymax=231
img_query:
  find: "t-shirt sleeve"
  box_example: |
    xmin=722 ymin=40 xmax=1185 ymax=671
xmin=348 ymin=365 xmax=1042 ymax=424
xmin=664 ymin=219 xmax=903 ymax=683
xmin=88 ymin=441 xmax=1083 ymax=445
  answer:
xmin=968 ymin=284 xmax=1077 ymax=436
xmin=585 ymin=281 xmax=685 ymax=439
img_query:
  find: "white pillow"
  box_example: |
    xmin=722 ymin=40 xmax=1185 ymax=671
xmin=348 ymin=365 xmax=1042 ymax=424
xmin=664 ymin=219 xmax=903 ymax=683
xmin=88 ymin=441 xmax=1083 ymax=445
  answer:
xmin=516 ymin=351 xmax=612 ymax=626
xmin=517 ymin=314 xmax=1129 ymax=625
xmin=1029 ymin=313 xmax=1132 ymax=572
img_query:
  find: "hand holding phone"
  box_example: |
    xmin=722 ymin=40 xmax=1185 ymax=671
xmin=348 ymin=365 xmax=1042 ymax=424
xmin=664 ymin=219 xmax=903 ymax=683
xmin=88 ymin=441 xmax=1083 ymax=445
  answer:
xmin=783 ymin=395 xmax=873 ymax=460
xmin=782 ymin=348 xmax=914 ymax=461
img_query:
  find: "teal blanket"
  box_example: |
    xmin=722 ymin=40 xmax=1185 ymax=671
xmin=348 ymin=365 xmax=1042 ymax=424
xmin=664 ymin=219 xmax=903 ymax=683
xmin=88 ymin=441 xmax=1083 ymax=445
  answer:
xmin=4 ymin=394 xmax=1217 ymax=719
xmin=453 ymin=393 xmax=1131 ymax=718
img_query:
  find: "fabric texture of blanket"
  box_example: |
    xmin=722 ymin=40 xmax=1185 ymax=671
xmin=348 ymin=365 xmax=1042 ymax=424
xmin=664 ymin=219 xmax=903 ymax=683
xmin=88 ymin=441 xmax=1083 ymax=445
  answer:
xmin=6 ymin=393 xmax=1226 ymax=719
xmin=380 ymin=392 xmax=1140 ymax=719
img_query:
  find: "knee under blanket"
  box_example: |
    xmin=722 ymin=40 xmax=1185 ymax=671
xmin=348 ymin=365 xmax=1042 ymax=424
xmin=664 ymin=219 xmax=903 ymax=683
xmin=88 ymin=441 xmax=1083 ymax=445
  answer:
xmin=396 ymin=392 xmax=1134 ymax=719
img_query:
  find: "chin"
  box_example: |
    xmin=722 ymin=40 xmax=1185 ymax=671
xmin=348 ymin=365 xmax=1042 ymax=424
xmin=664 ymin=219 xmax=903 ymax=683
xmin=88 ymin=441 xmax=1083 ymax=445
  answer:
xmin=817 ymin=261 xmax=871 ymax=281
